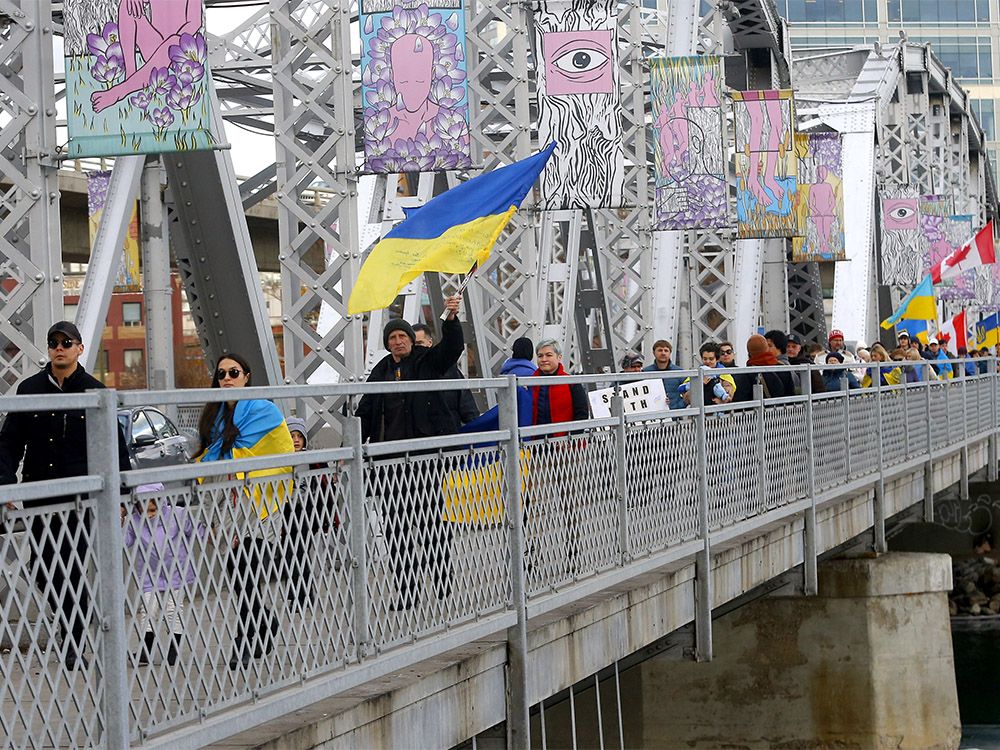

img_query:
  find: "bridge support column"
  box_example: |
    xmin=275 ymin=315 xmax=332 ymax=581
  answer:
xmin=632 ymin=553 xmax=960 ymax=749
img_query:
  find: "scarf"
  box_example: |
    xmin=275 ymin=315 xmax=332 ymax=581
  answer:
xmin=531 ymin=364 xmax=575 ymax=424
xmin=747 ymin=351 xmax=779 ymax=367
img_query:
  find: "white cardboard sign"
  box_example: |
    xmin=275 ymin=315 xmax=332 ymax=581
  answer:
xmin=589 ymin=378 xmax=668 ymax=419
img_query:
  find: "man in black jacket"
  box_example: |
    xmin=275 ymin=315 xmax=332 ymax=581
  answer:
xmin=0 ymin=321 xmax=131 ymax=668
xmin=356 ymin=296 xmax=463 ymax=608
xmin=412 ymin=322 xmax=479 ymax=425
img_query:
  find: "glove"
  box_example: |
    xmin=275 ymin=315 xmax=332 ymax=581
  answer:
xmin=713 ymin=381 xmax=727 ymax=401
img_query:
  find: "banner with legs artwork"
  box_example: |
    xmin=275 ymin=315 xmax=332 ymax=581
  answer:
xmin=878 ymin=183 xmax=922 ymax=287
xmin=649 ymin=56 xmax=726 ymax=230
xmin=732 ymin=90 xmax=798 ymax=238
xmin=360 ymin=0 xmax=472 ymax=172
xmin=531 ymin=0 xmax=624 ymax=209
xmin=792 ymin=132 xmax=844 ymax=262
xmin=64 ymin=0 xmax=214 ymax=157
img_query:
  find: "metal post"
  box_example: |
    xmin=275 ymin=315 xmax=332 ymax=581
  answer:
xmin=990 ymin=357 xmax=998 ymax=482
xmin=873 ymin=364 xmax=887 ymax=554
xmin=841 ymin=373 xmax=852 ymax=476
xmin=753 ymin=381 xmax=766 ymax=509
xmin=692 ymin=373 xmax=713 ymax=662
xmin=89 ymin=389 xmax=129 ymax=748
xmin=802 ymin=365 xmax=818 ymax=595
xmin=923 ymin=361 xmax=934 ymax=522
xmin=344 ymin=416 xmax=370 ymax=656
xmin=500 ymin=378 xmax=530 ymax=746
xmin=961 ymin=363 xmax=970 ymax=501
xmin=140 ymin=157 xmax=175 ymax=398
xmin=611 ymin=393 xmax=630 ymax=563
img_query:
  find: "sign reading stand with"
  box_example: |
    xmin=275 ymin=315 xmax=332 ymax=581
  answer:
xmin=588 ymin=379 xmax=668 ymax=419
xmin=64 ymin=0 xmax=214 ymax=157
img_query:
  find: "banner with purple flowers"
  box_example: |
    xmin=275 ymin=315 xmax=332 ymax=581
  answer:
xmin=64 ymin=0 xmax=214 ymax=157
xmin=360 ymin=0 xmax=472 ymax=173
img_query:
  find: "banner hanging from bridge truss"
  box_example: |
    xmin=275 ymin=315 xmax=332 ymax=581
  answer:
xmin=64 ymin=0 xmax=214 ymax=157
xmin=919 ymin=198 xmax=975 ymax=302
xmin=359 ymin=0 xmax=472 ymax=173
xmin=531 ymin=0 xmax=625 ymax=209
xmin=649 ymin=55 xmax=727 ymax=230
xmin=878 ymin=183 xmax=922 ymax=287
xmin=791 ymin=132 xmax=845 ymax=262
xmin=732 ymin=90 xmax=798 ymax=238
xmin=87 ymin=170 xmax=141 ymax=291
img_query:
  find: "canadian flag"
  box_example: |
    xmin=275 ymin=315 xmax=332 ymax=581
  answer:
xmin=938 ymin=309 xmax=969 ymax=352
xmin=930 ymin=221 xmax=996 ymax=284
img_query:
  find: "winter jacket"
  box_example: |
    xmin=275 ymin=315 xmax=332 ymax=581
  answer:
xmin=923 ymin=348 xmax=953 ymax=379
xmin=124 ymin=504 xmax=205 ymax=593
xmin=0 ymin=363 xmax=131 ymax=503
xmin=458 ymin=356 xmax=536 ymax=435
xmin=357 ymin=316 xmax=465 ymax=442
xmin=642 ymin=361 xmax=685 ymax=410
xmin=531 ymin=365 xmax=589 ymax=426
xmin=822 ymin=370 xmax=860 ymax=391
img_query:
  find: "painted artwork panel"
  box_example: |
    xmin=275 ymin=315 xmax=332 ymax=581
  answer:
xmin=792 ymin=132 xmax=844 ymax=261
xmin=732 ymin=90 xmax=798 ymax=238
xmin=65 ymin=0 xmax=214 ymax=157
xmin=878 ymin=183 xmax=921 ymax=287
xmin=360 ymin=0 xmax=472 ymax=173
xmin=650 ymin=55 xmax=727 ymax=230
xmin=87 ymin=170 xmax=141 ymax=291
xmin=919 ymin=202 xmax=974 ymax=301
xmin=533 ymin=0 xmax=625 ymax=209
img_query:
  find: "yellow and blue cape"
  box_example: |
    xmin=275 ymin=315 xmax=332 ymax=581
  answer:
xmin=196 ymin=399 xmax=294 ymax=519
xmin=348 ymin=142 xmax=557 ymax=314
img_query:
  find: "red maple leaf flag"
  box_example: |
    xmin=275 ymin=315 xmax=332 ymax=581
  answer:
xmin=938 ymin=309 xmax=968 ymax=353
xmin=930 ymin=221 xmax=996 ymax=284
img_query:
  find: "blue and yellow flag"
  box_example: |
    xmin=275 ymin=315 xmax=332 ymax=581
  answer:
xmin=976 ymin=312 xmax=1000 ymax=349
xmin=895 ymin=319 xmax=930 ymax=344
xmin=348 ymin=143 xmax=557 ymax=314
xmin=881 ymin=275 xmax=937 ymax=329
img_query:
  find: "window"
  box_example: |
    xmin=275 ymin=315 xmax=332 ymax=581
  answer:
xmin=784 ymin=0 xmax=873 ymax=24
xmin=123 ymin=349 xmax=144 ymax=371
xmin=972 ymin=99 xmax=996 ymax=140
xmin=896 ymin=0 xmax=992 ymax=24
xmin=63 ymin=303 xmax=78 ymax=320
xmin=146 ymin=409 xmax=177 ymax=438
xmin=95 ymin=349 xmax=109 ymax=377
xmin=131 ymin=410 xmax=154 ymax=442
xmin=122 ymin=301 xmax=142 ymax=327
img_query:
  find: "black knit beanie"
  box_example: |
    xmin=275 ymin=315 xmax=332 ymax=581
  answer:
xmin=512 ymin=336 xmax=533 ymax=360
xmin=383 ymin=319 xmax=416 ymax=348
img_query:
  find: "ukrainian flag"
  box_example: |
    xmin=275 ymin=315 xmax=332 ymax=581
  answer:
xmin=881 ymin=275 xmax=937 ymax=330
xmin=196 ymin=399 xmax=295 ymax=520
xmin=975 ymin=311 xmax=1000 ymax=349
xmin=895 ymin=319 xmax=930 ymax=344
xmin=348 ymin=143 xmax=557 ymax=314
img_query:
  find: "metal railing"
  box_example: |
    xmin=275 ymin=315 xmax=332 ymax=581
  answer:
xmin=0 ymin=359 xmax=996 ymax=748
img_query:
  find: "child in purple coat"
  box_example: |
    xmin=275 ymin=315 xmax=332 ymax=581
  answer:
xmin=123 ymin=483 xmax=205 ymax=666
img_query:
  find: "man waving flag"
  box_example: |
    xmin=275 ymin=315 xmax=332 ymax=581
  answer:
xmin=929 ymin=221 xmax=995 ymax=284
xmin=348 ymin=143 xmax=557 ymax=314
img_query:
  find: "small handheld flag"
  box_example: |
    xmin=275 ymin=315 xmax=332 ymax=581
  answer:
xmin=881 ymin=275 xmax=937 ymax=330
xmin=348 ymin=143 xmax=557 ymax=315
xmin=938 ymin=309 xmax=969 ymax=352
xmin=929 ymin=221 xmax=995 ymax=284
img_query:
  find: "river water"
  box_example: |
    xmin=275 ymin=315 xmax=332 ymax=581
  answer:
xmin=954 ymin=618 xmax=1000 ymax=749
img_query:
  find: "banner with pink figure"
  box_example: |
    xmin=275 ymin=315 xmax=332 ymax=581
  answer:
xmin=360 ymin=0 xmax=472 ymax=173
xmin=64 ymin=0 xmax=214 ymax=157
xmin=650 ymin=55 xmax=727 ymax=229
xmin=792 ymin=132 xmax=844 ymax=262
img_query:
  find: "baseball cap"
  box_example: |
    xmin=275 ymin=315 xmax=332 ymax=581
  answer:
xmin=928 ymin=337 xmax=939 ymax=345
xmin=787 ymin=333 xmax=803 ymax=345
xmin=620 ymin=352 xmax=643 ymax=369
xmin=828 ymin=329 xmax=845 ymax=341
xmin=47 ymin=321 xmax=81 ymax=342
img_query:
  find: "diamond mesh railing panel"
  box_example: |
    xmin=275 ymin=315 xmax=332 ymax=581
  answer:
xmin=1 ymin=499 xmax=104 ymax=750
xmin=847 ymin=392 xmax=879 ymax=480
xmin=761 ymin=403 xmax=808 ymax=510
xmin=811 ymin=397 xmax=849 ymax=492
xmin=928 ymin=382 xmax=951 ymax=451
xmin=880 ymin=390 xmax=907 ymax=466
xmin=625 ymin=418 xmax=700 ymax=555
xmin=705 ymin=409 xmax=760 ymax=529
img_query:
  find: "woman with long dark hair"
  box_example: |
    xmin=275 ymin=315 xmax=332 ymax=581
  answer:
xmin=195 ymin=352 xmax=294 ymax=670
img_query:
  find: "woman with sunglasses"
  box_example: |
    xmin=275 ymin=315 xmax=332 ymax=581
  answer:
xmin=195 ymin=352 xmax=294 ymax=670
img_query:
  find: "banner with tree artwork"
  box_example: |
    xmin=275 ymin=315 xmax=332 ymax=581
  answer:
xmin=792 ymin=132 xmax=844 ymax=261
xmin=650 ymin=56 xmax=727 ymax=230
xmin=360 ymin=0 xmax=472 ymax=172
xmin=64 ymin=0 xmax=214 ymax=157
xmin=732 ymin=90 xmax=798 ymax=238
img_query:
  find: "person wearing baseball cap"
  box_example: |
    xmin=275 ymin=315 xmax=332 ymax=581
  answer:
xmin=815 ymin=328 xmax=857 ymax=366
xmin=620 ymin=352 xmax=643 ymax=372
xmin=0 ymin=321 xmax=131 ymax=669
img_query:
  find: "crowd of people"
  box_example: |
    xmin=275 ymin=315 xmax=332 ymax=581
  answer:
xmin=2 ymin=304 xmax=996 ymax=672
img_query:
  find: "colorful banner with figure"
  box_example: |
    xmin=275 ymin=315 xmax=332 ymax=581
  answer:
xmin=532 ymin=0 xmax=624 ymax=208
xmin=921 ymin=211 xmax=975 ymax=302
xmin=792 ymin=132 xmax=844 ymax=261
xmin=87 ymin=170 xmax=141 ymax=291
xmin=360 ymin=0 xmax=472 ymax=173
xmin=64 ymin=0 xmax=213 ymax=157
xmin=650 ymin=56 xmax=726 ymax=230
xmin=878 ymin=183 xmax=922 ymax=286
xmin=732 ymin=90 xmax=798 ymax=238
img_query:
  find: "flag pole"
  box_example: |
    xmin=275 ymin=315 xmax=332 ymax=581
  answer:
xmin=439 ymin=267 xmax=477 ymax=320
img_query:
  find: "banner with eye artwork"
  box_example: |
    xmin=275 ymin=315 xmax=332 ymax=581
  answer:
xmin=650 ymin=56 xmax=727 ymax=230
xmin=531 ymin=0 xmax=625 ymax=209
xmin=360 ymin=0 xmax=472 ymax=173
xmin=63 ymin=0 xmax=214 ymax=157
xmin=878 ymin=184 xmax=922 ymax=287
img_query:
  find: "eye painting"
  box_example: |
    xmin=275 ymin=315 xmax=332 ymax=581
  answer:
xmin=542 ymin=30 xmax=615 ymax=96
xmin=882 ymin=198 xmax=919 ymax=230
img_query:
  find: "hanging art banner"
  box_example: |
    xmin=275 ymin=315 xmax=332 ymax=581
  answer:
xmin=64 ymin=0 xmax=214 ymax=157
xmin=531 ymin=0 xmax=624 ymax=209
xmin=649 ymin=56 xmax=726 ymax=230
xmin=878 ymin=183 xmax=922 ymax=287
xmin=792 ymin=132 xmax=844 ymax=262
xmin=360 ymin=0 xmax=472 ymax=173
xmin=732 ymin=90 xmax=798 ymax=238
xmin=87 ymin=171 xmax=141 ymax=291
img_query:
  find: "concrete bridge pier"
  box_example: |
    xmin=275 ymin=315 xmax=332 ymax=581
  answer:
xmin=632 ymin=552 xmax=960 ymax=749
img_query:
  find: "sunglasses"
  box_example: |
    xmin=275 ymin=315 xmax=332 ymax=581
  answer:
xmin=720 ymin=349 xmax=734 ymax=355
xmin=47 ymin=338 xmax=77 ymax=349
xmin=216 ymin=367 xmax=245 ymax=380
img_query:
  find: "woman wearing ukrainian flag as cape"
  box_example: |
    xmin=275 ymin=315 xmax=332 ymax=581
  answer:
xmin=194 ymin=351 xmax=294 ymax=669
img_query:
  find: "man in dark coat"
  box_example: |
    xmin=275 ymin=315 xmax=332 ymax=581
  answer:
xmin=356 ymin=295 xmax=463 ymax=608
xmin=0 ymin=321 xmax=131 ymax=668
xmin=412 ymin=322 xmax=479 ymax=425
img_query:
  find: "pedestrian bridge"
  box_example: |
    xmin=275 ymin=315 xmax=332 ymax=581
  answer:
xmin=0 ymin=362 xmax=993 ymax=749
